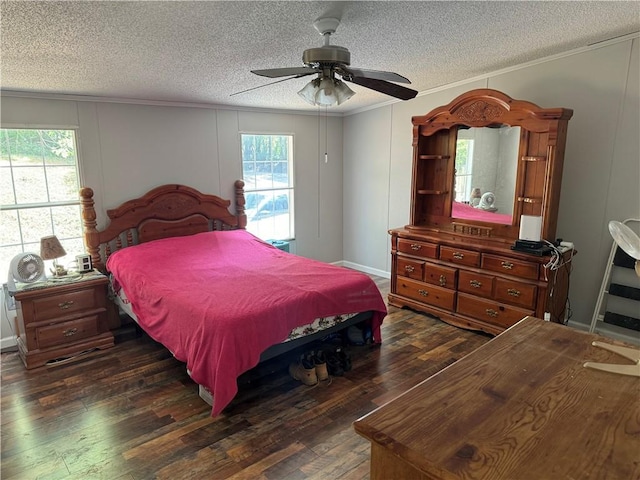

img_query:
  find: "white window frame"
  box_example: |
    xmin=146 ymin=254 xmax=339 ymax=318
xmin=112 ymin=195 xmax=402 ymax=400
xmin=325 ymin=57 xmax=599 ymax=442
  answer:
xmin=240 ymin=133 xmax=295 ymax=241
xmin=1 ymin=127 xmax=84 ymax=279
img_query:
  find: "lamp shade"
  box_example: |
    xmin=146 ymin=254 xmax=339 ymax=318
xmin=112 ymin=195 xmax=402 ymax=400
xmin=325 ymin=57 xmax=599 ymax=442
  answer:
xmin=298 ymin=77 xmax=355 ymax=107
xmin=40 ymin=235 xmax=66 ymax=260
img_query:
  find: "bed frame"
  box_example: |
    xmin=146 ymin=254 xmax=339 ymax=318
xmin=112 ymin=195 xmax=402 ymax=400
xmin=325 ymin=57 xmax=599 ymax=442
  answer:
xmin=80 ymin=181 xmax=373 ymax=363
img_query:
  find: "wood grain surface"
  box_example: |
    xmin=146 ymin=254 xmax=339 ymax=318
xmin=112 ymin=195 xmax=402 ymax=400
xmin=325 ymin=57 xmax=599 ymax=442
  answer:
xmin=354 ymin=316 xmax=640 ymax=480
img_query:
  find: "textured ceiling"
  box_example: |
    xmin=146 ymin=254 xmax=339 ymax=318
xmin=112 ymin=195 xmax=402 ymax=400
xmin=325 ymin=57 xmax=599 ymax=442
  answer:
xmin=1 ymin=1 xmax=639 ymax=114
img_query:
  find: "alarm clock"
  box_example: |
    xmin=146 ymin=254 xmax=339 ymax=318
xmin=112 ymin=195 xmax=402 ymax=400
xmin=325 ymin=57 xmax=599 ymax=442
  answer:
xmin=76 ymin=254 xmax=92 ymax=272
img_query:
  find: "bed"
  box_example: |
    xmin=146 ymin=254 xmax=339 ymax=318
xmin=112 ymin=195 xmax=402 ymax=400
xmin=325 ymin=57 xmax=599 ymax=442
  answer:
xmin=80 ymin=181 xmax=387 ymax=415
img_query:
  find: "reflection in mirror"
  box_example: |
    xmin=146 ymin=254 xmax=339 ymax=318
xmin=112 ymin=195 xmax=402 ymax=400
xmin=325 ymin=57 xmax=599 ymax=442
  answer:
xmin=453 ymin=125 xmax=520 ymax=225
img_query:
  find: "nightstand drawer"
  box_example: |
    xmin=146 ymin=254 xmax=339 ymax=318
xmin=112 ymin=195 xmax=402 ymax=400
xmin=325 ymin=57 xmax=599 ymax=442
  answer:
xmin=37 ymin=315 xmax=100 ymax=349
xmin=31 ymin=288 xmax=98 ymax=321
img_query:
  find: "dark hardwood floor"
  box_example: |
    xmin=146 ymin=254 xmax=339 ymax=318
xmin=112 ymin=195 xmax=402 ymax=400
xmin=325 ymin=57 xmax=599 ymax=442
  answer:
xmin=1 ymin=276 xmax=491 ymax=479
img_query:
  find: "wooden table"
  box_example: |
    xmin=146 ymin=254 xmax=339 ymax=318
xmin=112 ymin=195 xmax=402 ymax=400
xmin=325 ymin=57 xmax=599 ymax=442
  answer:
xmin=354 ymin=316 xmax=640 ymax=480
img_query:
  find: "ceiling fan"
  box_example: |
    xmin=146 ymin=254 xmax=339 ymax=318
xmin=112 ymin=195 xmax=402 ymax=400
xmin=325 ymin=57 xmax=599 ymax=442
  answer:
xmin=246 ymin=17 xmax=418 ymax=106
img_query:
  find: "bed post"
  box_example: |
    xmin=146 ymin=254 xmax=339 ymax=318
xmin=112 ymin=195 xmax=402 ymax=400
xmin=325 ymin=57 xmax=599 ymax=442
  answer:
xmin=80 ymin=187 xmax=104 ymax=272
xmin=234 ymin=180 xmax=247 ymax=229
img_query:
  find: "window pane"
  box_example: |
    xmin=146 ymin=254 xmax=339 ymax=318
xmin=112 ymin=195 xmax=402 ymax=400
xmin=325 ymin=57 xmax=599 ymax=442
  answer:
xmin=46 ymin=165 xmax=80 ymax=201
xmin=19 ymin=207 xmax=54 ymax=243
xmin=53 ymin=205 xmax=83 ymax=238
xmin=246 ymin=189 xmax=293 ymax=240
xmin=13 ymin=167 xmax=48 ymax=203
xmin=0 ymin=210 xmax=20 ymax=244
xmin=0 ymin=167 xmax=15 ymax=204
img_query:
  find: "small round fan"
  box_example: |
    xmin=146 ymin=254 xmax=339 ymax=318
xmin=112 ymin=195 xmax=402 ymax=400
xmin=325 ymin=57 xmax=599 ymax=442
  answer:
xmin=10 ymin=252 xmax=45 ymax=283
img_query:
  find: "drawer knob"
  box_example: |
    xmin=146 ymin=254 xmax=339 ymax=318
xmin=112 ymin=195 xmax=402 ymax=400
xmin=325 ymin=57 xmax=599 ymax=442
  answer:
xmin=507 ymin=288 xmax=521 ymax=297
xmin=410 ymin=244 xmax=422 ymax=251
xmin=63 ymin=328 xmax=78 ymax=337
xmin=470 ymin=280 xmax=482 ymax=288
xmin=418 ymin=289 xmax=429 ymax=297
xmin=485 ymin=309 xmax=498 ymax=318
xmin=405 ymin=265 xmax=415 ymax=273
xmin=501 ymin=261 xmax=514 ymax=270
xmin=453 ymin=252 xmax=464 ymax=260
xmin=439 ymin=274 xmax=446 ymax=287
xmin=58 ymin=300 xmax=75 ymax=310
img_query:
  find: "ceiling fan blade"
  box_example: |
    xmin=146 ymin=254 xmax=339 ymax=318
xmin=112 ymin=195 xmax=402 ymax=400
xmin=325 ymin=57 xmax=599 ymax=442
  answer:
xmin=346 ymin=76 xmax=418 ymax=101
xmin=340 ymin=67 xmax=411 ymax=84
xmin=230 ymin=75 xmax=310 ymax=97
xmin=251 ymin=67 xmax=320 ymax=78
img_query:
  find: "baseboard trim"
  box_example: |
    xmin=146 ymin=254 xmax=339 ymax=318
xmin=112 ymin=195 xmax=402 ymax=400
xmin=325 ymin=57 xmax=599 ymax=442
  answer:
xmin=1 ymin=335 xmax=18 ymax=353
xmin=334 ymin=261 xmax=390 ymax=279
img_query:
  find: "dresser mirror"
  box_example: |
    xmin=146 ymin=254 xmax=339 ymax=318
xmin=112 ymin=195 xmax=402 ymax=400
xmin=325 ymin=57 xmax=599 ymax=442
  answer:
xmin=409 ymin=89 xmax=573 ymax=242
xmin=453 ymin=125 xmax=520 ymax=225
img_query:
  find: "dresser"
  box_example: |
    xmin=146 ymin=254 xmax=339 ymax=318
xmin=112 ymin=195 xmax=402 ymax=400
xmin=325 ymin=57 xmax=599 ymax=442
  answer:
xmin=12 ymin=272 xmax=114 ymax=369
xmin=354 ymin=317 xmax=640 ymax=480
xmin=390 ymin=228 xmax=573 ymax=335
xmin=390 ymin=89 xmax=574 ymax=334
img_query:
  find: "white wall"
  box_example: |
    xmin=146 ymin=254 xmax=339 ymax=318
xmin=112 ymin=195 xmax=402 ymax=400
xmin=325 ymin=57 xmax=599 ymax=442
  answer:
xmin=0 ymin=98 xmax=344 ymax=349
xmin=343 ymin=38 xmax=640 ymax=335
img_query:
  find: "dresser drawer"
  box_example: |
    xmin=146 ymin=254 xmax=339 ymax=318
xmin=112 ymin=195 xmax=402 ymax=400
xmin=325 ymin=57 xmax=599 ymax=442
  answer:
xmin=36 ymin=315 xmax=100 ymax=349
xmin=456 ymin=293 xmax=533 ymax=328
xmin=482 ymin=254 xmax=539 ymax=280
xmin=398 ymin=239 xmax=438 ymax=259
xmin=439 ymin=246 xmax=480 ymax=267
xmin=494 ymin=278 xmax=537 ymax=309
xmin=424 ymin=263 xmax=457 ymax=289
xmin=397 ymin=257 xmax=424 ymax=280
xmin=31 ymin=288 xmax=99 ymax=321
xmin=458 ymin=270 xmax=494 ymax=297
xmin=396 ymin=277 xmax=455 ymax=310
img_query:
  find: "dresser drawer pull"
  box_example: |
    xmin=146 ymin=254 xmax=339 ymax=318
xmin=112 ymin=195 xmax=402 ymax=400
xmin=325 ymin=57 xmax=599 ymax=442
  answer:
xmin=410 ymin=244 xmax=422 ymax=251
xmin=452 ymin=252 xmax=464 ymax=260
xmin=501 ymin=261 xmax=514 ymax=270
xmin=439 ymin=275 xmax=446 ymax=287
xmin=470 ymin=280 xmax=482 ymax=288
xmin=58 ymin=300 xmax=75 ymax=310
xmin=418 ymin=289 xmax=429 ymax=297
xmin=485 ymin=309 xmax=498 ymax=318
xmin=63 ymin=328 xmax=78 ymax=337
xmin=405 ymin=265 xmax=415 ymax=273
xmin=507 ymin=288 xmax=521 ymax=297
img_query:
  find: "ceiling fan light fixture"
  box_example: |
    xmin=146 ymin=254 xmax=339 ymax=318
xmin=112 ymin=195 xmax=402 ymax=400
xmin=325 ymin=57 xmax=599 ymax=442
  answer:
xmin=297 ymin=76 xmax=355 ymax=107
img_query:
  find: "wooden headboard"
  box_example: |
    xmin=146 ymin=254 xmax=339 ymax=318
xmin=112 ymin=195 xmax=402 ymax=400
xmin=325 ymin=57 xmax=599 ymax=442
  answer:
xmin=81 ymin=180 xmax=247 ymax=272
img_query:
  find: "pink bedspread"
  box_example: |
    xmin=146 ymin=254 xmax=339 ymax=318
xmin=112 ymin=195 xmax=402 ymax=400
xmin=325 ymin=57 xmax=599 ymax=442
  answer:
xmin=452 ymin=201 xmax=513 ymax=225
xmin=106 ymin=230 xmax=387 ymax=415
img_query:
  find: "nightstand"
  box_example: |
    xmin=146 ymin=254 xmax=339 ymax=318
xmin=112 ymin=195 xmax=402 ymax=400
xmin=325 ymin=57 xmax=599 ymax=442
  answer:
xmin=11 ymin=271 xmax=114 ymax=369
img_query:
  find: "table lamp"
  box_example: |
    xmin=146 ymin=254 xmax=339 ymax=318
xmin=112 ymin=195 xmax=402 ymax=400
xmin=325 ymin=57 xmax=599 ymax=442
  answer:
xmin=583 ymin=220 xmax=640 ymax=377
xmin=40 ymin=235 xmax=67 ymax=277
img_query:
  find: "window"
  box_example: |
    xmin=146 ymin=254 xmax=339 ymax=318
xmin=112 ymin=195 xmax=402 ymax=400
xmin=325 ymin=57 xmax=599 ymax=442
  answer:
xmin=454 ymin=138 xmax=474 ymax=203
xmin=1 ymin=129 xmax=84 ymax=278
xmin=241 ymin=134 xmax=294 ymax=240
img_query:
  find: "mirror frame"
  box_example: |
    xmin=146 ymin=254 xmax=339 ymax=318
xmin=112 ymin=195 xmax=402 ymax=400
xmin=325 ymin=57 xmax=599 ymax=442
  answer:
xmin=408 ymin=89 xmax=573 ymax=243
